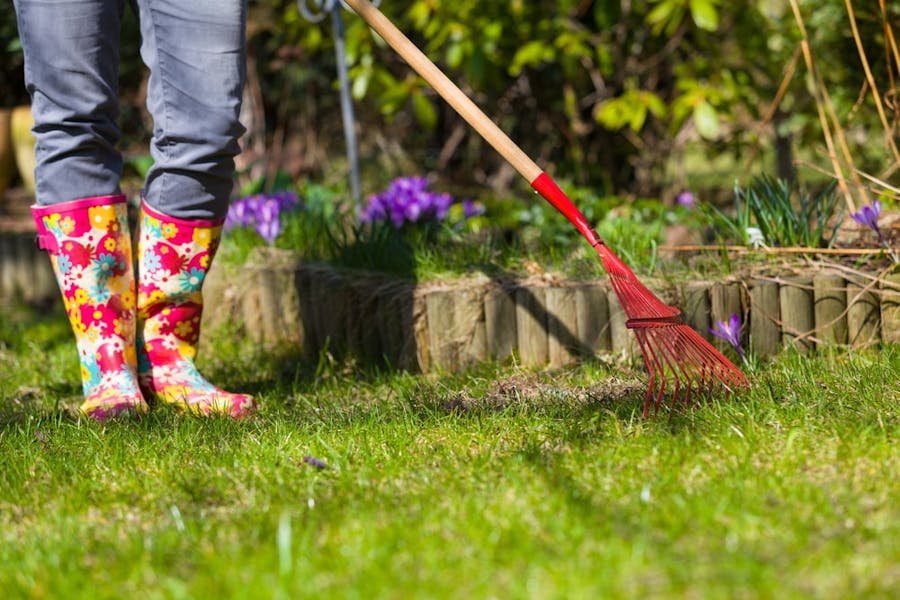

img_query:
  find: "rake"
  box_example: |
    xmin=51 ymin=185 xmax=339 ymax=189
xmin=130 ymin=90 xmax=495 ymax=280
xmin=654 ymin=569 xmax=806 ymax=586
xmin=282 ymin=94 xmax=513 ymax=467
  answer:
xmin=344 ymin=0 xmax=749 ymax=415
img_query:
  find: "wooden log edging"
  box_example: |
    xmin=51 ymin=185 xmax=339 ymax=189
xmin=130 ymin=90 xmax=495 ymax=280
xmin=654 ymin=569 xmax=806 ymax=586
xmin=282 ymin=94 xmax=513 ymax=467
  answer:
xmin=198 ymin=251 xmax=900 ymax=372
xmin=0 ymin=232 xmax=58 ymax=304
xmin=780 ymin=277 xmax=815 ymax=355
xmin=4 ymin=233 xmax=895 ymax=366
xmin=2 ymin=237 xmax=896 ymax=370
xmin=749 ymin=279 xmax=781 ymax=357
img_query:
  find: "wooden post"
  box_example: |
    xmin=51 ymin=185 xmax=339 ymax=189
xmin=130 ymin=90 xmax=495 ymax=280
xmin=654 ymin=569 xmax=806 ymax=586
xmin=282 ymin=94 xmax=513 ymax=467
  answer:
xmin=575 ymin=282 xmax=611 ymax=355
xmin=32 ymin=237 xmax=57 ymax=304
xmin=375 ymin=283 xmax=418 ymax=370
xmin=749 ymin=279 xmax=781 ymax=357
xmin=426 ymin=285 xmax=488 ymax=371
xmin=546 ymin=285 xmax=579 ymax=368
xmin=295 ymin=267 xmax=321 ymax=359
xmin=413 ymin=287 xmax=431 ymax=372
xmin=881 ymin=272 xmax=900 ymax=344
xmin=683 ymin=283 xmax=712 ymax=343
xmin=306 ymin=269 xmax=345 ymax=358
xmin=0 ymin=236 xmax=11 ymax=299
xmin=341 ymin=280 xmax=366 ymax=361
xmin=375 ymin=290 xmax=401 ymax=367
xmin=354 ymin=280 xmax=383 ymax=366
xmin=779 ymin=278 xmax=814 ymax=354
xmin=516 ymin=285 xmax=549 ymax=367
xmin=275 ymin=266 xmax=305 ymax=347
xmin=484 ymin=285 xmax=517 ymax=362
xmin=13 ymin=235 xmax=33 ymax=301
xmin=237 ymin=268 xmax=265 ymax=344
xmin=846 ymin=275 xmax=881 ymax=348
xmin=456 ymin=286 xmax=487 ymax=368
xmin=300 ymin=268 xmax=323 ymax=355
xmin=607 ymin=289 xmax=638 ymax=358
xmin=813 ymin=274 xmax=848 ymax=347
xmin=199 ymin=259 xmax=230 ymax=341
xmin=426 ymin=288 xmax=460 ymax=371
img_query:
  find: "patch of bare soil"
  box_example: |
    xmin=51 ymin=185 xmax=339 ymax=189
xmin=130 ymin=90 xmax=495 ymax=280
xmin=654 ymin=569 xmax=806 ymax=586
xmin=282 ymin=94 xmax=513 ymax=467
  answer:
xmin=443 ymin=371 xmax=644 ymax=413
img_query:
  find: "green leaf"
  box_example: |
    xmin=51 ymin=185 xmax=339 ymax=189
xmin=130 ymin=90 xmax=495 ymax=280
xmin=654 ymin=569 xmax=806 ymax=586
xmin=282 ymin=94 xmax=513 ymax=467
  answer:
xmin=642 ymin=91 xmax=668 ymax=118
xmin=693 ymin=101 xmax=721 ymax=139
xmin=595 ymin=89 xmax=668 ymax=132
xmin=646 ymin=0 xmax=678 ymax=27
xmin=351 ymin=71 xmax=370 ymax=100
xmin=689 ymin=0 xmax=720 ymax=31
xmin=509 ymin=40 xmax=552 ymax=75
xmin=628 ymin=104 xmax=649 ymax=131
xmin=445 ymin=43 xmax=464 ymax=69
xmin=646 ymin=0 xmax=685 ymax=36
xmin=595 ymin=98 xmax=628 ymax=130
xmin=411 ymin=91 xmax=438 ymax=131
xmin=408 ymin=1 xmax=432 ymax=29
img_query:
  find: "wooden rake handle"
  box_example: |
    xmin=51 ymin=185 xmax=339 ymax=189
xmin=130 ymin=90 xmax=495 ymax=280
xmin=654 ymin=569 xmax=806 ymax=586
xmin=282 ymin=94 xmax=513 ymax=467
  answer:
xmin=343 ymin=0 xmax=601 ymax=247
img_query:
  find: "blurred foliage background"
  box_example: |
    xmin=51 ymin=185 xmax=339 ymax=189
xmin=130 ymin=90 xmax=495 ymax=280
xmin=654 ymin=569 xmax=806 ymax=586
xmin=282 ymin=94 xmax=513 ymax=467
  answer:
xmin=2 ymin=0 xmax=898 ymax=205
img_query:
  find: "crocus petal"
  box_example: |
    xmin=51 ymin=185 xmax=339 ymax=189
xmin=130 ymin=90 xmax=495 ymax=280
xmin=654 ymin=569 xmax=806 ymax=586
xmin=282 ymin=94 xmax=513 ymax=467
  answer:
xmin=676 ymin=191 xmax=695 ymax=208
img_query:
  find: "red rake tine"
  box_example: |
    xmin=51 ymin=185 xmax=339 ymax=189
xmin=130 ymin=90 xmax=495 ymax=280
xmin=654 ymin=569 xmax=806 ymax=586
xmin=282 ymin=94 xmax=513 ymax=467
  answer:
xmin=346 ymin=0 xmax=750 ymax=411
xmin=599 ymin=242 xmax=748 ymax=405
xmin=631 ymin=329 xmax=664 ymax=416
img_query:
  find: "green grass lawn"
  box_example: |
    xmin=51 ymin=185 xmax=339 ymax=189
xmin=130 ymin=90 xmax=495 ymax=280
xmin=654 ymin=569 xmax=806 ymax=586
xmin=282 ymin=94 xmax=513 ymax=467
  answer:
xmin=1 ymin=303 xmax=898 ymax=599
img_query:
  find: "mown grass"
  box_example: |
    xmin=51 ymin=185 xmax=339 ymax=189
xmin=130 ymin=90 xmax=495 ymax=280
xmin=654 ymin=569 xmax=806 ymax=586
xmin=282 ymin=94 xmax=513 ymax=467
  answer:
xmin=1 ymin=302 xmax=898 ymax=599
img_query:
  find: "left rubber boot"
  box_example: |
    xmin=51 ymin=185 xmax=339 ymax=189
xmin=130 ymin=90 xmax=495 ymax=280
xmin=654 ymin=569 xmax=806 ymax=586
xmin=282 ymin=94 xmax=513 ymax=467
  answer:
xmin=136 ymin=201 xmax=256 ymax=418
xmin=32 ymin=195 xmax=149 ymax=421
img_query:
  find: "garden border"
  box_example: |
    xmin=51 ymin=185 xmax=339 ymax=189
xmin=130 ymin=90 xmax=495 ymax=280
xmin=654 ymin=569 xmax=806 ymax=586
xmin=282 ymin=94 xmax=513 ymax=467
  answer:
xmin=200 ymin=248 xmax=900 ymax=372
xmin=1 ymin=238 xmax=896 ymax=369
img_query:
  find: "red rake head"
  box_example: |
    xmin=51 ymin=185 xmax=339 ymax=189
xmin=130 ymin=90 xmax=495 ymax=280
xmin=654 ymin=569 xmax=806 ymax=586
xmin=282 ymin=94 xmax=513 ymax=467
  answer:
xmin=595 ymin=243 xmax=749 ymax=417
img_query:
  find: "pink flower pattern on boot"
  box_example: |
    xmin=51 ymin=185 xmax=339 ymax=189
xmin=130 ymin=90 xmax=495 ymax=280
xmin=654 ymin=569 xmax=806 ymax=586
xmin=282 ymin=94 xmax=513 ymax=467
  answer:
xmin=137 ymin=201 xmax=256 ymax=418
xmin=32 ymin=196 xmax=148 ymax=421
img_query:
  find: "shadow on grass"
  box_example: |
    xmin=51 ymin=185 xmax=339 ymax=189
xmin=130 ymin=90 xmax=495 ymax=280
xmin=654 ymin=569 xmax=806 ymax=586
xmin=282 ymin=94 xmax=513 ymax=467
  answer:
xmin=3 ymin=296 xmax=729 ymax=432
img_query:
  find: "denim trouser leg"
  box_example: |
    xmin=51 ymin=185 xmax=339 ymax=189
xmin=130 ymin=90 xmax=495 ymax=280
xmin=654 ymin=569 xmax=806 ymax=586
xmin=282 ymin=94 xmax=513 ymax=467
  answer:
xmin=135 ymin=0 xmax=246 ymax=221
xmin=14 ymin=0 xmax=246 ymax=219
xmin=14 ymin=0 xmax=126 ymax=205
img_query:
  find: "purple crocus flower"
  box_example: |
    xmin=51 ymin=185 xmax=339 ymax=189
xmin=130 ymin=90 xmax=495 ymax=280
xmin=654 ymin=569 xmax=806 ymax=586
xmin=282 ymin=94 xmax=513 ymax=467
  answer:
xmin=676 ymin=191 xmax=696 ymax=209
xmin=225 ymin=201 xmax=249 ymax=231
xmin=256 ymin=216 xmax=280 ymax=244
xmin=224 ymin=190 xmax=300 ymax=244
xmin=710 ymin=313 xmax=745 ymax=361
xmin=433 ymin=193 xmax=453 ymax=220
xmin=462 ymin=199 xmax=485 ymax=219
xmin=359 ymin=177 xmax=477 ymax=229
xmin=851 ymin=200 xmax=886 ymax=245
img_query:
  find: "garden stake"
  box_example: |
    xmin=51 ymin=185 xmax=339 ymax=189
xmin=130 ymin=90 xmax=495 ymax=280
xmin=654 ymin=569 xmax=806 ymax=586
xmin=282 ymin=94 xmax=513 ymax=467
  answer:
xmin=344 ymin=0 xmax=749 ymax=415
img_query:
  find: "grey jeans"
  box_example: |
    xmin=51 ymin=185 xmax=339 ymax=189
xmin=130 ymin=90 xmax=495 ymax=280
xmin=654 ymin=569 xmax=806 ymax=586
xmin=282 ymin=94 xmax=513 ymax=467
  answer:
xmin=13 ymin=0 xmax=246 ymax=220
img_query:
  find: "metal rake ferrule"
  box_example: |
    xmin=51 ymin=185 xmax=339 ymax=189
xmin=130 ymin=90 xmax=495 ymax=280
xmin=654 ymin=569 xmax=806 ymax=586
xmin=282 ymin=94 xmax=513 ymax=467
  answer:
xmin=626 ymin=314 xmax=685 ymax=328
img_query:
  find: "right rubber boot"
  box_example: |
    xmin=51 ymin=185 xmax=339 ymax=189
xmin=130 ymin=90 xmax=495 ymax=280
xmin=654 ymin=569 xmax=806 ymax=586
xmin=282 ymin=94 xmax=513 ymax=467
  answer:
xmin=32 ymin=195 xmax=149 ymax=421
xmin=135 ymin=201 xmax=256 ymax=419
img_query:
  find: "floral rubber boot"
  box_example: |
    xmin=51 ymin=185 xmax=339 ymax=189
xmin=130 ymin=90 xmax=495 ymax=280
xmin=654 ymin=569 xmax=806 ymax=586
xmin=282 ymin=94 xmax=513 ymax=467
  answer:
xmin=32 ymin=195 xmax=149 ymax=421
xmin=136 ymin=201 xmax=256 ymax=418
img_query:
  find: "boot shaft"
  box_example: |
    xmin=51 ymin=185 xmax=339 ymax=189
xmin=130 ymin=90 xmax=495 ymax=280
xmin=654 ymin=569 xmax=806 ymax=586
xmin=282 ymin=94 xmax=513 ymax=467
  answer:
xmin=136 ymin=201 xmax=224 ymax=363
xmin=31 ymin=195 xmax=140 ymax=399
xmin=135 ymin=201 xmax=255 ymax=418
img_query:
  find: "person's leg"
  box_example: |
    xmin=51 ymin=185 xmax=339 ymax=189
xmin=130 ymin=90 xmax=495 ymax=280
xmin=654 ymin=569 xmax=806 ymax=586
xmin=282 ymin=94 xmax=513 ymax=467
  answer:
xmin=134 ymin=0 xmax=255 ymax=418
xmin=13 ymin=0 xmax=125 ymax=205
xmin=135 ymin=0 xmax=246 ymax=221
xmin=15 ymin=0 xmax=147 ymax=420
